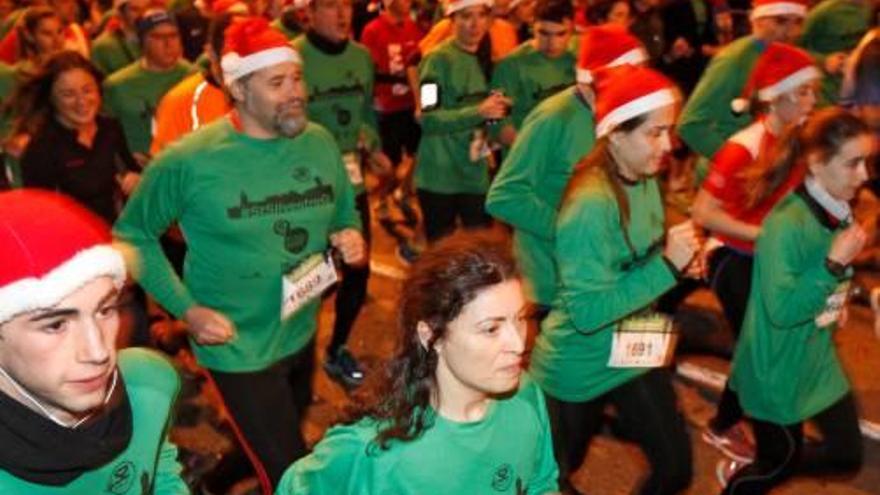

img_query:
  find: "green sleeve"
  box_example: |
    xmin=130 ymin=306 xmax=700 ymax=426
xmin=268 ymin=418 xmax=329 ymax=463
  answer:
xmin=485 ymin=116 xmax=561 ymax=240
xmin=101 ymin=81 xmax=118 ymax=117
xmin=113 ymin=158 xmax=198 ymax=318
xmin=418 ymin=54 xmax=484 ymax=134
xmin=488 ymin=55 xmax=519 ymax=134
xmin=677 ymin=52 xmax=742 ymax=158
xmin=153 ymin=436 xmax=189 ymax=495
xmin=275 ymin=425 xmax=374 ymax=495
xmin=522 ymin=380 xmax=560 ymax=494
xmin=359 ymin=56 xmax=381 ymax=152
xmin=91 ymin=46 xmax=113 ymax=75
xmin=755 ymin=212 xmax=842 ymax=328
xmin=330 ymin=142 xmax=364 ymax=231
xmin=555 ymin=192 xmax=677 ymax=332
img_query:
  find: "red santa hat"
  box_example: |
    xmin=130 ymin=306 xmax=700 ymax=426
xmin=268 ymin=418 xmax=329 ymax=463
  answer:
xmin=0 ymin=190 xmax=127 ymax=324
xmin=750 ymin=0 xmax=807 ymax=19
xmin=221 ymin=17 xmax=301 ymax=84
xmin=445 ymin=0 xmax=494 ymax=16
xmin=576 ymin=24 xmax=648 ymax=84
xmin=211 ymin=0 xmax=250 ymax=15
xmin=730 ymin=42 xmax=819 ymax=114
xmin=593 ymin=65 xmax=680 ymax=138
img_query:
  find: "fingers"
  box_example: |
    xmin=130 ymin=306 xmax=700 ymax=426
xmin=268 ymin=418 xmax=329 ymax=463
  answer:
xmin=330 ymin=230 xmax=367 ymax=266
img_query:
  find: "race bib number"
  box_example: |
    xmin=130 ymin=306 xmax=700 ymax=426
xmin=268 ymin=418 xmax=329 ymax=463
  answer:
xmin=608 ymin=313 xmax=678 ymax=368
xmin=281 ymin=252 xmax=338 ymax=320
xmin=815 ymin=281 xmax=850 ymax=328
xmin=343 ymin=152 xmax=363 ymax=185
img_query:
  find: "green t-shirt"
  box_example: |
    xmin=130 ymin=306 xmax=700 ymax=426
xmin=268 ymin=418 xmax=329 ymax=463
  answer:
xmin=292 ymin=35 xmax=378 ymax=194
xmin=102 ymin=60 xmax=193 ymax=155
xmin=0 ymin=348 xmax=187 ymax=494
xmin=485 ymin=87 xmax=594 ymax=306
xmin=276 ymin=376 xmax=558 ymax=494
xmin=416 ymin=39 xmax=492 ymax=195
xmin=91 ymin=29 xmax=142 ymax=76
xmin=529 ymin=171 xmax=678 ymax=402
xmin=799 ymin=0 xmax=871 ymax=106
xmin=114 ymin=119 xmax=361 ymax=372
xmin=489 ymin=41 xmax=576 ymax=130
xmin=730 ymin=189 xmax=851 ymax=425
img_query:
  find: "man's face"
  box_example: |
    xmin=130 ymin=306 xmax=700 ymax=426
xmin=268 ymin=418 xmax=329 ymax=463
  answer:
xmin=142 ymin=22 xmax=182 ymax=69
xmin=121 ymin=0 xmax=150 ymax=29
xmin=0 ymin=277 xmax=120 ymax=425
xmin=310 ymin=0 xmax=352 ymax=43
xmin=33 ymin=15 xmax=65 ymax=57
xmin=452 ymin=5 xmax=491 ymax=49
xmin=752 ymin=14 xmax=803 ymax=43
xmin=235 ymin=61 xmax=308 ymax=138
xmin=533 ymin=19 xmax=572 ymax=58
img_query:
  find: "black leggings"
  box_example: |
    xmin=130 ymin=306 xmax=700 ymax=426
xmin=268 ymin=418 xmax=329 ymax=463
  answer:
xmin=707 ymin=247 xmax=753 ymax=433
xmin=416 ymin=189 xmax=491 ymax=243
xmin=723 ymin=393 xmax=863 ymax=495
xmin=545 ymin=369 xmax=693 ymax=495
xmin=329 ymin=193 xmax=370 ymax=355
xmin=209 ymin=341 xmax=315 ymax=492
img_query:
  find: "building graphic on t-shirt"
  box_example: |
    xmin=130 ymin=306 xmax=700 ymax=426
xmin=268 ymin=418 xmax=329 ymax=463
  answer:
xmin=227 ymin=178 xmax=335 ymax=219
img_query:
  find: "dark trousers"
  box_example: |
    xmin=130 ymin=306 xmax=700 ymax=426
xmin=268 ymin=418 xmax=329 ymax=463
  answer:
xmin=723 ymin=393 xmax=863 ymax=495
xmin=209 ymin=340 xmax=316 ymax=492
xmin=545 ymin=369 xmax=693 ymax=495
xmin=329 ymin=193 xmax=370 ymax=355
xmin=416 ymin=188 xmax=491 ymax=243
xmin=708 ymin=247 xmax=753 ymax=433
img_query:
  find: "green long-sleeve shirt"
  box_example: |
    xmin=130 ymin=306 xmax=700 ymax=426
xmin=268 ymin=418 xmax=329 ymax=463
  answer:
xmin=529 ymin=170 xmax=678 ymax=402
xmin=293 ymin=34 xmax=378 ymax=194
xmin=91 ymin=29 xmax=142 ymax=76
xmin=0 ymin=348 xmax=187 ymax=494
xmin=114 ymin=119 xmax=361 ymax=372
xmin=416 ymin=39 xmax=492 ymax=194
xmin=103 ymin=60 xmax=193 ymax=155
xmin=677 ymin=36 xmax=763 ymax=160
xmin=799 ymin=0 xmax=870 ymax=106
xmin=489 ymin=41 xmax=576 ymax=130
xmin=485 ymin=87 xmax=594 ymax=306
xmin=730 ymin=188 xmax=851 ymax=425
xmin=276 ymin=375 xmax=558 ymax=494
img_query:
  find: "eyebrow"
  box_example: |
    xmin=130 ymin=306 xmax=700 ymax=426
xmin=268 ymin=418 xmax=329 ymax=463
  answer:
xmin=27 ymin=288 xmax=120 ymax=322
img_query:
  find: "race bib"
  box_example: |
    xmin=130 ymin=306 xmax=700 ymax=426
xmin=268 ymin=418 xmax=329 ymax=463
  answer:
xmin=815 ymin=281 xmax=850 ymax=328
xmin=343 ymin=152 xmax=363 ymax=185
xmin=608 ymin=313 xmax=678 ymax=368
xmin=281 ymin=251 xmax=338 ymax=321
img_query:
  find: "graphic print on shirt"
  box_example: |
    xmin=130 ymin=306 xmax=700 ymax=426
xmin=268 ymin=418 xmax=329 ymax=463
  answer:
xmin=225 ymin=178 xmax=335 ymax=219
xmin=490 ymin=462 xmax=526 ymax=493
xmin=274 ymin=219 xmax=310 ymax=253
xmin=104 ymin=459 xmax=147 ymax=494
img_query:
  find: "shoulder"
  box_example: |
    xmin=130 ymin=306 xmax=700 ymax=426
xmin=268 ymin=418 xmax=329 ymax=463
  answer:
xmin=117 ymin=348 xmax=180 ymax=398
xmin=711 ymin=36 xmax=762 ymax=65
xmin=347 ymin=40 xmax=373 ymax=64
xmin=560 ymin=171 xmax=615 ymax=220
xmin=726 ymin=120 xmax=765 ymax=159
xmin=102 ymin=61 xmax=140 ymax=87
xmin=299 ymin=122 xmax=341 ymax=149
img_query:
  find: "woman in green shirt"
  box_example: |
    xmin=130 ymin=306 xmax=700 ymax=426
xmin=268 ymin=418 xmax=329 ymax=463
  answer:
xmin=529 ymin=65 xmax=699 ymax=494
xmin=721 ymin=108 xmax=874 ymax=494
xmin=277 ymin=231 xmax=559 ymax=494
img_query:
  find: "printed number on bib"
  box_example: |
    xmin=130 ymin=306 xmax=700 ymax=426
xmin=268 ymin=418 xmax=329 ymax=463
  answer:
xmin=343 ymin=152 xmax=363 ymax=186
xmin=281 ymin=251 xmax=338 ymax=320
xmin=815 ymin=281 xmax=850 ymax=328
xmin=608 ymin=313 xmax=678 ymax=368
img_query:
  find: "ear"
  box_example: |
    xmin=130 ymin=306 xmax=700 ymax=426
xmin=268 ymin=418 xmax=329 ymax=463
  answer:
xmin=806 ymin=149 xmax=823 ymax=175
xmin=228 ymin=79 xmax=245 ymax=103
xmin=416 ymin=321 xmax=437 ymax=352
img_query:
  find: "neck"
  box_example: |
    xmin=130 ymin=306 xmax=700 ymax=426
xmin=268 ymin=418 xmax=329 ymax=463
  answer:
xmin=455 ymin=38 xmax=480 ymax=53
xmin=307 ymin=30 xmax=349 ymax=54
xmin=233 ymin=108 xmax=278 ymax=140
xmin=141 ymin=58 xmax=176 ymax=72
xmin=764 ymin=112 xmax=785 ymax=135
xmin=432 ymin=364 xmax=491 ymax=422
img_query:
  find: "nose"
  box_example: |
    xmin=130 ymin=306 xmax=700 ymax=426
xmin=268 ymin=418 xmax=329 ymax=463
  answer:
xmin=856 ymin=161 xmax=870 ymax=184
xmin=76 ymin=317 xmax=111 ymax=365
xmin=659 ymin=131 xmax=673 ymax=154
xmin=504 ymin=321 xmax=526 ymax=355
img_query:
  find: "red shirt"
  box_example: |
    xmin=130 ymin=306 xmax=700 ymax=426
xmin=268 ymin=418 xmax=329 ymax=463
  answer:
xmin=703 ymin=119 xmax=805 ymax=253
xmin=360 ymin=13 xmax=423 ymax=113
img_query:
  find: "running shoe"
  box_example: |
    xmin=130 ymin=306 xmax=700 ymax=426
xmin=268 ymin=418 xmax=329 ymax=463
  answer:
xmin=702 ymin=423 xmax=755 ymax=463
xmin=324 ymin=347 xmax=365 ymax=387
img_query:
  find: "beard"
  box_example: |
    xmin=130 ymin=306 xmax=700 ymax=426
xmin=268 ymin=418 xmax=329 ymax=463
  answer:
xmin=273 ymin=101 xmax=308 ymax=138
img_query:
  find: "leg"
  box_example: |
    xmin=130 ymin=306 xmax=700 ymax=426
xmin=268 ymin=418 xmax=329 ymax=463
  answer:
xmin=798 ymin=393 xmax=863 ymax=477
xmin=544 ymin=393 xmax=606 ymax=494
xmin=417 ymin=188 xmax=457 ymax=242
xmin=723 ymin=419 xmax=801 ymax=495
xmin=456 ymin=192 xmax=492 ymax=230
xmin=611 ymin=369 xmax=693 ymax=495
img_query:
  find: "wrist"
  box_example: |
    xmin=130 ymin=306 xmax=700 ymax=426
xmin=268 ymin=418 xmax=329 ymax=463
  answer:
xmin=824 ymin=257 xmax=848 ymax=278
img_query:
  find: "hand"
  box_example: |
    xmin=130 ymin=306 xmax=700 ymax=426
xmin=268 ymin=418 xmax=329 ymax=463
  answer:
xmin=664 ymin=220 xmax=702 ymax=271
xmin=133 ymin=152 xmax=151 ymax=168
xmin=477 ymin=92 xmax=512 ymax=120
xmin=118 ymin=172 xmax=141 ymax=196
xmin=183 ymin=305 xmax=236 ymax=345
xmin=824 ymin=52 xmax=847 ymax=75
xmin=671 ymin=37 xmax=694 ymax=59
xmin=330 ymin=228 xmax=367 ymax=266
xmin=4 ymin=133 xmax=30 ymax=159
xmin=368 ymin=150 xmax=394 ymax=176
xmin=828 ymin=223 xmax=867 ymax=266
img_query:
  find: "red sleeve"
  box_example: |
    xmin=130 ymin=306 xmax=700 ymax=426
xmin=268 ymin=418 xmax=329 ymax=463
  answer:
xmin=0 ymin=30 xmax=19 ymax=64
xmin=702 ymin=141 xmax=753 ymax=206
xmin=360 ymin=20 xmax=388 ymax=73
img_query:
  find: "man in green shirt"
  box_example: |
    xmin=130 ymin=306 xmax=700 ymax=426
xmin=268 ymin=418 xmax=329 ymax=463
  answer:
xmin=490 ymin=0 xmax=575 ymax=146
xmin=677 ymin=0 xmax=807 ymax=179
xmin=91 ymin=0 xmax=149 ymax=75
xmin=114 ymin=16 xmax=365 ymax=490
xmin=0 ymin=190 xmax=187 ymax=494
xmin=102 ymin=9 xmax=193 ymax=158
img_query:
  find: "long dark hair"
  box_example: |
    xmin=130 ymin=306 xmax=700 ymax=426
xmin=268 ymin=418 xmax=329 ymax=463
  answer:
xmin=8 ymin=50 xmax=103 ymax=137
xmin=350 ymin=230 xmax=519 ymax=450
xmin=562 ymin=113 xmax=647 ymax=229
xmin=740 ymin=107 xmax=871 ymax=210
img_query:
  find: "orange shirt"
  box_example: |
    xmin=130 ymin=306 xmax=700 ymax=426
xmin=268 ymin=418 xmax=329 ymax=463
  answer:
xmin=418 ymin=17 xmax=518 ymax=62
xmin=150 ymin=71 xmax=230 ymax=155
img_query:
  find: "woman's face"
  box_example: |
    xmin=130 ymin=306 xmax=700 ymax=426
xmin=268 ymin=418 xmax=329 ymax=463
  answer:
xmin=430 ymin=279 xmax=528 ymax=398
xmin=452 ymin=5 xmax=491 ymax=50
xmin=607 ymin=0 xmax=631 ymax=26
xmin=51 ymin=68 xmax=101 ymax=129
xmin=33 ymin=16 xmax=65 ymax=57
xmin=810 ymin=133 xmax=876 ymax=202
xmin=773 ymin=80 xmax=818 ymax=126
xmin=609 ymin=104 xmax=677 ymax=180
